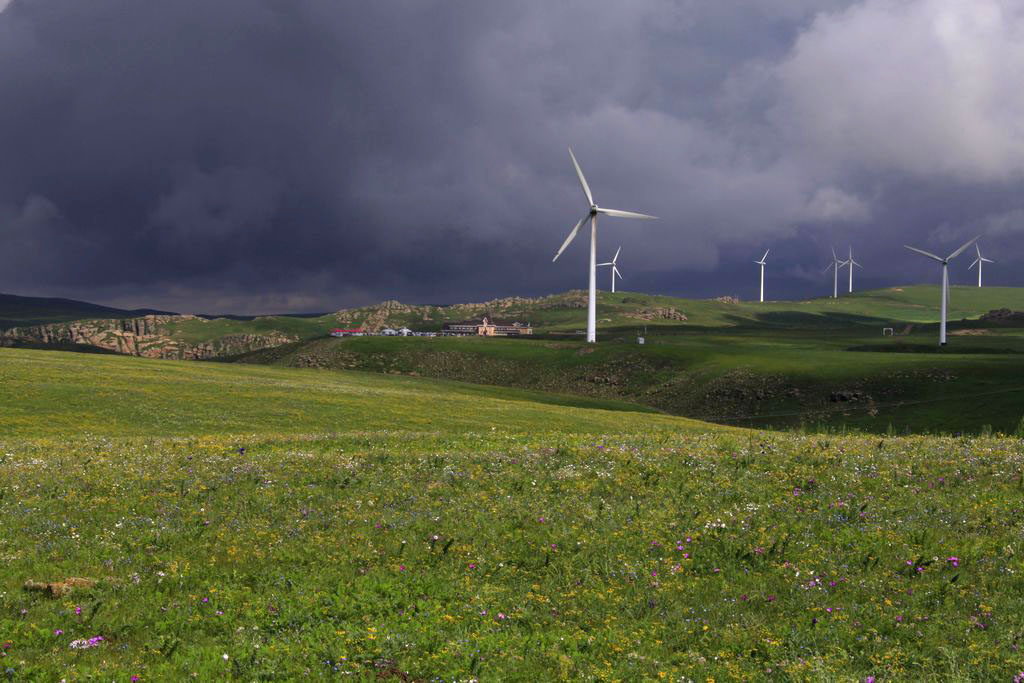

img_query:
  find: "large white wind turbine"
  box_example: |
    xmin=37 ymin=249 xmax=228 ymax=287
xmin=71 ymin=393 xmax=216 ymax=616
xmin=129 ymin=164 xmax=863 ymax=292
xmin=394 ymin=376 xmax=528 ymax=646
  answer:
xmin=755 ymin=250 xmax=769 ymax=303
xmin=597 ymin=246 xmax=623 ymax=293
xmin=823 ymin=247 xmax=848 ymax=299
xmin=968 ymin=243 xmax=994 ymax=288
xmin=553 ymin=148 xmax=657 ymax=343
xmin=846 ymin=246 xmax=862 ymax=293
xmin=903 ymin=236 xmax=979 ymax=345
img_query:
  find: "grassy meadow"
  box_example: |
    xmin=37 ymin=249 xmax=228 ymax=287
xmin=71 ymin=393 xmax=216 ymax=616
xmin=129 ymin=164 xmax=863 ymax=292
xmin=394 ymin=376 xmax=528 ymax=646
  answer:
xmin=4 ymin=348 xmax=1024 ymax=680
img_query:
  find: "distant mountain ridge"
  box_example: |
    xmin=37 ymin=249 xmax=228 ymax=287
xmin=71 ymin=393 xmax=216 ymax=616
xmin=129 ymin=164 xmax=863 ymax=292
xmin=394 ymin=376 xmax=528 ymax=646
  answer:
xmin=0 ymin=292 xmax=175 ymax=329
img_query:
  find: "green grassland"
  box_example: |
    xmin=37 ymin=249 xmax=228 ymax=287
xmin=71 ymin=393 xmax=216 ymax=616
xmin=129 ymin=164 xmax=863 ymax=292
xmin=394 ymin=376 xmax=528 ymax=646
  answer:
xmin=7 ymin=286 xmax=1024 ymax=433
xmin=0 ymin=348 xmax=692 ymax=438
xmin=3 ymin=348 xmax=1024 ymax=679
xmin=233 ymin=285 xmax=1024 ymax=435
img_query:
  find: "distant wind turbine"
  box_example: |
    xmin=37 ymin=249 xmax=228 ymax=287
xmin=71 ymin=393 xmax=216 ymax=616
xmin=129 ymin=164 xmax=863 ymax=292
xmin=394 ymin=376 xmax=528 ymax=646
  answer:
xmin=903 ymin=236 xmax=979 ymax=345
xmin=846 ymin=246 xmax=862 ymax=293
xmin=553 ymin=148 xmax=657 ymax=343
xmin=597 ymin=246 xmax=623 ymax=293
xmin=755 ymin=250 xmax=770 ymax=303
xmin=822 ymin=247 xmax=848 ymax=299
xmin=968 ymin=243 xmax=994 ymax=288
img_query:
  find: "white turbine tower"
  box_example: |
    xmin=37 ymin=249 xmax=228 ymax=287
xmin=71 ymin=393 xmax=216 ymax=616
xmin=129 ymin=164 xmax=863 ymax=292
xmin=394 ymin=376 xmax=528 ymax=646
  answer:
xmin=903 ymin=236 xmax=979 ymax=346
xmin=553 ymin=148 xmax=657 ymax=343
xmin=846 ymin=246 xmax=862 ymax=294
xmin=968 ymin=243 xmax=994 ymax=288
xmin=823 ymin=247 xmax=848 ymax=299
xmin=597 ymin=246 xmax=623 ymax=293
xmin=755 ymin=250 xmax=769 ymax=302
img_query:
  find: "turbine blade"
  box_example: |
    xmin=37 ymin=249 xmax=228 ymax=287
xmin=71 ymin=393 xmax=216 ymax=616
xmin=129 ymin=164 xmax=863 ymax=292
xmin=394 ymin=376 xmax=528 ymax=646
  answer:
xmin=761 ymin=249 xmax=770 ymax=262
xmin=982 ymin=257 xmax=995 ymax=263
xmin=831 ymin=246 xmax=837 ymax=260
xmin=904 ymin=245 xmax=944 ymax=262
xmin=613 ymin=246 xmax=621 ymax=263
xmin=851 ymin=259 xmax=862 ymax=268
xmin=596 ymin=262 xmax=612 ymax=266
xmin=969 ymin=259 xmax=979 ymax=269
xmin=552 ymin=214 xmax=589 ymax=262
xmin=947 ymin=235 xmax=980 ymax=260
xmin=567 ymin=147 xmax=593 ymax=206
xmin=822 ymin=262 xmax=834 ymax=274
xmin=597 ymin=207 xmax=658 ymax=220
xmin=613 ymin=266 xmax=622 ymax=280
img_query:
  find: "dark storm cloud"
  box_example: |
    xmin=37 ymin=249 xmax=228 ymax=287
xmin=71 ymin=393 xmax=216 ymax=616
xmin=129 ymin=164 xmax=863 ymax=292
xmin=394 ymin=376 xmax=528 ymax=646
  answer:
xmin=0 ymin=0 xmax=1022 ymax=313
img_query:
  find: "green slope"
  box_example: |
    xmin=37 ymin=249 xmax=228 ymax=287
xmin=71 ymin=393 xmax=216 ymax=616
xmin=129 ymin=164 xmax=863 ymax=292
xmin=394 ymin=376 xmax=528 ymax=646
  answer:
xmin=0 ymin=347 xmax=713 ymax=438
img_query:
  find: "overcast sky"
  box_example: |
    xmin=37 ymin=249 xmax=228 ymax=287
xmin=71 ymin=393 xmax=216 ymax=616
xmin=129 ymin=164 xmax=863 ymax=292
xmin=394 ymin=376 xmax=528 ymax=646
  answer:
xmin=2 ymin=0 xmax=1023 ymax=314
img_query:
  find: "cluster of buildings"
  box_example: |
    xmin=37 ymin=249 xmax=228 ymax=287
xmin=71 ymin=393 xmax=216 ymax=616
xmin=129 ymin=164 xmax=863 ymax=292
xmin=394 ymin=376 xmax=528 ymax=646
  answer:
xmin=329 ymin=316 xmax=533 ymax=339
xmin=441 ymin=316 xmax=533 ymax=337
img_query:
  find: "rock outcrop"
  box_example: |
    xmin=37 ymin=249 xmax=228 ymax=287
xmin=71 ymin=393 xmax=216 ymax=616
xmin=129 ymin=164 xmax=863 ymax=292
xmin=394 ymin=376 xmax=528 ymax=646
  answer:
xmin=980 ymin=308 xmax=1024 ymax=324
xmin=1 ymin=315 xmax=296 ymax=360
xmin=625 ymin=307 xmax=688 ymax=322
xmin=332 ymin=292 xmax=588 ymax=332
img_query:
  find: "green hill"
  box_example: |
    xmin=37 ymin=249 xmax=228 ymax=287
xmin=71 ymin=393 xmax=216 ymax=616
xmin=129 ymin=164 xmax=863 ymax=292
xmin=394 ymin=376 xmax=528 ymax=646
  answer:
xmin=231 ymin=286 xmax=1024 ymax=434
xmin=7 ymin=286 xmax=1024 ymax=433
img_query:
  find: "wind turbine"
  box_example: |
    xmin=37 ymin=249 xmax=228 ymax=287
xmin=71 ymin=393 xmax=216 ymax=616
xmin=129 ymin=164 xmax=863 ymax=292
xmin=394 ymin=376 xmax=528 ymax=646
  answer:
xmin=597 ymin=246 xmax=623 ymax=293
xmin=968 ymin=243 xmax=994 ymax=288
xmin=553 ymin=148 xmax=657 ymax=343
xmin=846 ymin=246 xmax=862 ymax=294
xmin=903 ymin=236 xmax=979 ymax=345
xmin=755 ymin=250 xmax=770 ymax=302
xmin=822 ymin=247 xmax=848 ymax=299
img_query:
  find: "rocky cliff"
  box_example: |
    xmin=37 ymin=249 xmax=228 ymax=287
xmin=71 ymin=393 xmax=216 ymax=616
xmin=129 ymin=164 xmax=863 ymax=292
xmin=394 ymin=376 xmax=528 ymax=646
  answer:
xmin=0 ymin=315 xmax=297 ymax=360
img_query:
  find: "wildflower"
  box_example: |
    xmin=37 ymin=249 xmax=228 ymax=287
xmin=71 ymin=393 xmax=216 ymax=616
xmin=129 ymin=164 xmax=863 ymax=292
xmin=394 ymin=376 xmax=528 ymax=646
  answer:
xmin=865 ymin=677 xmax=876 ymax=683
xmin=896 ymin=615 xmax=904 ymax=623
xmin=766 ymin=595 xmax=776 ymax=602
xmin=497 ymin=613 xmax=506 ymax=620
xmin=947 ymin=556 xmax=959 ymax=568
xmin=131 ymin=677 xmax=140 ymax=682
xmin=201 ymin=597 xmax=209 ymax=603
xmin=74 ymin=606 xmax=81 ymax=616
xmin=468 ymin=563 xmax=476 ymax=570
xmin=223 ymin=653 xmax=229 ymax=660
xmin=399 ymin=565 xmax=405 ymax=572
xmin=54 ymin=629 xmax=63 ymax=636
xmin=69 ymin=636 xmax=104 ymax=649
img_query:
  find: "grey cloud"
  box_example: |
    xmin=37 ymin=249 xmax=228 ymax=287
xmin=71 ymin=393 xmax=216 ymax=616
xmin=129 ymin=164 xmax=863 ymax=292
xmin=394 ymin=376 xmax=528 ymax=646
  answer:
xmin=0 ymin=0 xmax=1021 ymax=313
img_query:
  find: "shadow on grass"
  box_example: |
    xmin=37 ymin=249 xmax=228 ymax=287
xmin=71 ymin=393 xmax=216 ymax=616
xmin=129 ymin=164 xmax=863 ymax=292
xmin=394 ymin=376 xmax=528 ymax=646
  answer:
xmin=847 ymin=343 xmax=1022 ymax=355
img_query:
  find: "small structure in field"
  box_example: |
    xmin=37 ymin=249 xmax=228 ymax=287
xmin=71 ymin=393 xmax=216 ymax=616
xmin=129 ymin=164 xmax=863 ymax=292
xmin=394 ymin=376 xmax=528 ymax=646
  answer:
xmin=442 ymin=316 xmax=533 ymax=337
